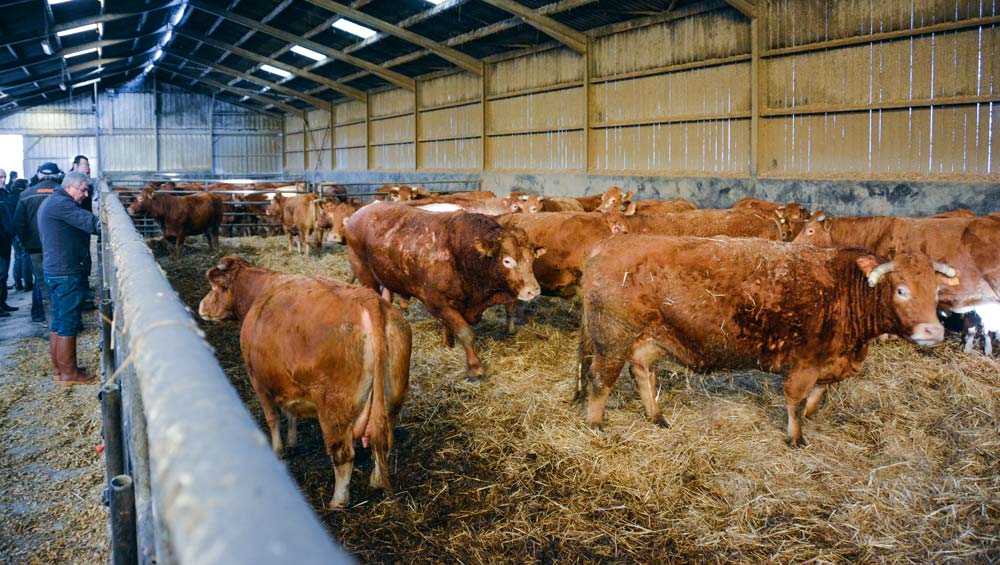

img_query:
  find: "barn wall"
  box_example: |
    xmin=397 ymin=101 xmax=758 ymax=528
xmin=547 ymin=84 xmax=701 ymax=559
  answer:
xmin=0 ymin=78 xmax=283 ymax=177
xmin=292 ymin=1 xmax=998 ymax=213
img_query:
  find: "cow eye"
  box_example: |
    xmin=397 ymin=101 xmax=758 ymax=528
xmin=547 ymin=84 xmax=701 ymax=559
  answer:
xmin=805 ymin=228 xmax=814 ymax=235
xmin=895 ymin=286 xmax=911 ymax=300
xmin=502 ymin=257 xmax=516 ymax=268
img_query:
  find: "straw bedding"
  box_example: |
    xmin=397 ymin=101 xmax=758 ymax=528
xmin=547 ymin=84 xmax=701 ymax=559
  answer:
xmin=159 ymin=236 xmax=999 ymax=564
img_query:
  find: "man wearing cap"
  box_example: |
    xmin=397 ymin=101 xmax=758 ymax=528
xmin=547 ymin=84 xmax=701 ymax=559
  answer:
xmin=37 ymin=171 xmax=99 ymax=385
xmin=14 ymin=162 xmax=64 ymax=324
xmin=0 ymin=169 xmax=18 ymax=317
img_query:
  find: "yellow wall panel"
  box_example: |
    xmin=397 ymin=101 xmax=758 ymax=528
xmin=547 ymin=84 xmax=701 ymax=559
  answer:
xmin=371 ymin=114 xmax=414 ymax=145
xmin=594 ymin=9 xmax=749 ymax=78
xmin=590 ymin=120 xmax=750 ymax=174
xmin=487 ymin=88 xmax=584 ymax=134
xmin=371 ymin=89 xmax=414 ymax=118
xmin=372 ymin=143 xmax=415 ymax=170
xmin=420 ymin=72 xmax=481 ymax=108
xmin=489 ymin=48 xmax=583 ymax=96
xmin=335 ymin=100 xmax=366 ymax=124
xmin=335 ymin=123 xmax=366 ymax=148
xmin=488 ymin=131 xmax=584 ymax=171
xmin=419 ymin=138 xmax=482 ymax=170
xmin=419 ymin=104 xmax=482 ymax=140
xmin=335 ymin=147 xmax=367 ymax=170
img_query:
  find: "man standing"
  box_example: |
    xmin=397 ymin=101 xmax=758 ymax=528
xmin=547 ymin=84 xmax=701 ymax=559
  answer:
xmin=0 ymin=169 xmax=18 ymax=317
xmin=38 ymin=171 xmax=99 ymax=385
xmin=69 ymin=155 xmax=96 ymax=311
xmin=7 ymin=178 xmax=32 ymax=292
xmin=14 ymin=163 xmax=63 ymax=323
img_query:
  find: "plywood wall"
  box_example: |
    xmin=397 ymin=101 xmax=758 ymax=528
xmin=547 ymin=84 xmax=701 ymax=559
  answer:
xmin=296 ymin=1 xmax=997 ymax=181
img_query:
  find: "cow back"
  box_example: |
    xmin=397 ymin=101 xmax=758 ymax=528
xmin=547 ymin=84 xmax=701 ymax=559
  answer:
xmin=627 ymin=208 xmax=783 ymax=240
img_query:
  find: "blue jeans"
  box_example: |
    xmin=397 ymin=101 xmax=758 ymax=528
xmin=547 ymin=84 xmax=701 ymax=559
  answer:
xmin=12 ymin=238 xmax=30 ymax=287
xmin=46 ymin=274 xmax=88 ymax=336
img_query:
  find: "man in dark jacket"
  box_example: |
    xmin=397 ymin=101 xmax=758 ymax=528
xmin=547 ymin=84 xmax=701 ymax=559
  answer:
xmin=7 ymin=178 xmax=32 ymax=292
xmin=38 ymin=171 xmax=99 ymax=385
xmin=14 ymin=162 xmax=63 ymax=323
xmin=0 ymin=169 xmax=18 ymax=317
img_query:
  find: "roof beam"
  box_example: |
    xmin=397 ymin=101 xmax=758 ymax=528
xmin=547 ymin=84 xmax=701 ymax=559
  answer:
xmin=0 ymin=2 xmax=182 ymax=50
xmin=0 ymin=65 xmax=147 ymax=117
xmin=156 ymin=74 xmax=281 ymax=118
xmin=478 ymin=0 xmax=587 ymax=53
xmin=725 ymin=0 xmax=756 ymax=18
xmin=161 ymin=65 xmax=305 ymax=116
xmin=163 ymin=53 xmax=330 ymax=109
xmin=302 ymin=0 xmax=483 ymax=75
xmin=2 ymin=55 xmax=147 ymax=91
xmin=174 ymin=32 xmax=366 ymax=102
xmin=0 ymin=33 xmax=163 ymax=76
xmin=187 ymin=0 xmax=414 ymax=91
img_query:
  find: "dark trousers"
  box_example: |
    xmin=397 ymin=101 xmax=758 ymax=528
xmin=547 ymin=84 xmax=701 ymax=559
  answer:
xmin=0 ymin=252 xmax=8 ymax=306
xmin=12 ymin=238 xmax=30 ymax=287
xmin=28 ymin=252 xmax=47 ymax=322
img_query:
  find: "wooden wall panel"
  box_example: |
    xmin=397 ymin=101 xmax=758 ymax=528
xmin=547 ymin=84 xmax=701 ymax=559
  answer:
xmin=766 ymin=27 xmax=999 ymax=109
xmin=489 ymin=48 xmax=583 ymax=96
xmin=371 ymin=89 xmax=414 ymax=118
xmin=488 ymin=131 xmax=584 ymax=171
xmin=335 ymin=148 xmax=367 ymax=171
xmin=765 ymin=0 xmax=998 ymax=50
xmin=285 ymin=132 xmax=304 ymax=152
xmin=421 ymin=72 xmax=481 ymax=107
xmin=335 ymin=101 xmax=366 ymax=124
xmin=284 ymin=114 xmax=305 ymax=134
xmin=593 ymin=9 xmax=750 ymax=78
xmin=335 ymin=123 xmax=366 ymax=148
xmin=487 ymin=88 xmax=584 ymax=134
xmin=594 ymin=63 xmax=750 ymax=125
xmin=419 ymin=104 xmax=482 ymax=140
xmin=371 ymin=115 xmax=415 ymax=145
xmin=590 ymin=120 xmax=750 ymax=174
xmin=372 ymin=143 xmax=415 ymax=170
xmin=419 ymin=138 xmax=482 ymax=170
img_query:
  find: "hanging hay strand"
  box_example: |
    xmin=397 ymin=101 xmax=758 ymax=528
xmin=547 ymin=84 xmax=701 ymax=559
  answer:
xmin=161 ymin=236 xmax=1000 ymax=563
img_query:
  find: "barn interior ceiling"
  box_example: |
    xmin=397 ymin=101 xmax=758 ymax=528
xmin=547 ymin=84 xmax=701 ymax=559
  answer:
xmin=0 ymin=0 xmax=732 ymax=118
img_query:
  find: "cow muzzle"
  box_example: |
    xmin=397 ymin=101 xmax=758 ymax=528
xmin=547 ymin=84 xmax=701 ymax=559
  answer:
xmin=518 ymin=284 xmax=541 ymax=301
xmin=909 ymin=322 xmax=945 ymax=346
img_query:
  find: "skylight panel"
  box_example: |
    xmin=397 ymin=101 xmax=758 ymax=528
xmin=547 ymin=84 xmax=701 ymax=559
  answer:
xmin=290 ymin=45 xmax=327 ymax=62
xmin=260 ymin=64 xmax=293 ymax=78
xmin=332 ymin=19 xmax=376 ymax=39
xmin=57 ymin=23 xmax=100 ymax=37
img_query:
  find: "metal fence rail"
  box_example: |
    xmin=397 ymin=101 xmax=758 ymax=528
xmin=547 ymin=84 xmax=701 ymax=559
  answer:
xmin=98 ymin=183 xmax=352 ymax=565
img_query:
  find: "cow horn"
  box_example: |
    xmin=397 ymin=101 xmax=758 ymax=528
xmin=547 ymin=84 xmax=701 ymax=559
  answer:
xmin=933 ymin=262 xmax=957 ymax=278
xmin=217 ymin=261 xmax=229 ymax=271
xmin=867 ymin=261 xmax=895 ymax=287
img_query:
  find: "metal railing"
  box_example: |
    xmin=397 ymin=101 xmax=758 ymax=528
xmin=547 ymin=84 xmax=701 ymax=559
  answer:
xmin=314 ymin=179 xmax=483 ymax=201
xmin=97 ymin=182 xmax=352 ymax=565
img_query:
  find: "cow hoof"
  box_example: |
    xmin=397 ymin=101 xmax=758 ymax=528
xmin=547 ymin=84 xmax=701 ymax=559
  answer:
xmin=464 ymin=373 xmax=488 ymax=384
xmin=652 ymin=416 xmax=669 ymax=428
xmin=785 ymin=436 xmax=807 ymax=448
xmin=586 ymin=420 xmax=604 ymax=432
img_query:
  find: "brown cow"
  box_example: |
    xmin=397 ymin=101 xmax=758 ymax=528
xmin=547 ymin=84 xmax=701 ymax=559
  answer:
xmin=593 ymin=187 xmax=634 ymax=213
xmin=409 ymin=194 xmax=524 ymax=216
xmin=346 ymin=204 xmax=544 ymax=381
xmin=624 ymin=208 xmax=787 ymax=240
xmin=511 ymin=194 xmax=586 ymax=213
xmin=198 ymin=256 xmax=410 ymax=509
xmin=496 ymin=209 xmax=631 ymax=333
xmin=267 ymin=193 xmax=321 ymax=256
xmin=930 ymin=208 xmax=977 ymax=218
xmin=732 ymin=197 xmax=812 ymax=241
xmin=374 ymin=184 xmax=432 ymax=202
xmin=578 ymin=236 xmax=955 ymax=445
xmin=127 ymin=187 xmax=223 ymax=257
xmin=793 ymin=212 xmax=1000 ymax=313
xmin=317 ymin=200 xmax=365 ymax=244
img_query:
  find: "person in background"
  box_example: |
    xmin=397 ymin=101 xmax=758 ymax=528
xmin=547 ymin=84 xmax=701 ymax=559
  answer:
xmin=69 ymin=155 xmax=95 ymax=311
xmin=38 ymin=171 xmax=99 ymax=385
xmin=14 ymin=163 xmax=63 ymax=324
xmin=8 ymin=178 xmax=32 ymax=292
xmin=0 ymin=169 xmax=18 ymax=317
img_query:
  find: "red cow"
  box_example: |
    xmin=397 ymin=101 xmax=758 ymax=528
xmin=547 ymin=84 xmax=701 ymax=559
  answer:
xmin=317 ymin=200 xmax=365 ymax=244
xmin=624 ymin=208 xmax=787 ymax=240
xmin=578 ymin=236 xmax=955 ymax=445
xmin=346 ymin=204 xmax=544 ymax=381
xmin=732 ymin=197 xmax=812 ymax=241
xmin=198 ymin=255 xmax=410 ymax=509
xmin=267 ymin=193 xmax=321 ymax=256
xmin=127 ymin=187 xmax=223 ymax=257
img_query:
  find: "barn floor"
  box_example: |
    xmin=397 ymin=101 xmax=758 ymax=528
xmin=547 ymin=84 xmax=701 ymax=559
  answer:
xmin=0 ymin=285 xmax=106 ymax=564
xmin=160 ymin=235 xmax=999 ymax=564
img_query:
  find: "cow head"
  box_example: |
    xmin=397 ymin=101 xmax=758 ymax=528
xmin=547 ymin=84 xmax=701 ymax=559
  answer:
xmin=858 ymin=252 xmax=957 ymax=346
xmin=603 ymin=205 xmax=634 ymax=235
xmin=596 ymin=187 xmax=634 ymax=213
xmin=318 ymin=202 xmax=358 ymax=244
xmin=266 ymin=193 xmax=286 ymax=218
xmin=511 ymin=193 xmax=544 ymax=214
xmin=791 ymin=210 xmax=831 ymax=246
xmin=474 ymin=226 xmax=545 ymax=301
xmin=198 ymin=255 xmax=251 ymax=321
xmin=774 ymin=203 xmax=812 ymax=240
xmin=127 ymin=187 xmax=156 ymax=215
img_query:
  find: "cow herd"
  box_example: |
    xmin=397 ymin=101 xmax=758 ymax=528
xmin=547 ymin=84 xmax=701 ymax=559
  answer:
xmin=126 ymin=183 xmax=999 ymax=510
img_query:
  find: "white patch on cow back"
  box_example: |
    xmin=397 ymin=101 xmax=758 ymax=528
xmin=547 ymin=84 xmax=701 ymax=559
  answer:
xmin=418 ymin=203 xmax=462 ymax=213
xmin=974 ymin=303 xmax=1000 ymax=332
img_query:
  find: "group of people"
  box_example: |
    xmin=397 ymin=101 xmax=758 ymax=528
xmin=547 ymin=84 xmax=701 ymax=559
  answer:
xmin=1 ymin=155 xmax=100 ymax=386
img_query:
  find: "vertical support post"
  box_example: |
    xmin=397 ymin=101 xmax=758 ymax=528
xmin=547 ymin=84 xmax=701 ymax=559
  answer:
xmin=414 ymin=80 xmax=422 ymax=171
xmin=365 ymin=93 xmax=372 ymax=171
xmin=281 ymin=114 xmax=287 ymax=173
xmin=93 ymin=81 xmax=101 ymax=176
xmin=109 ymin=474 xmax=137 ymax=565
xmin=583 ymin=36 xmax=592 ymax=175
xmin=330 ymin=101 xmax=336 ymax=172
xmin=480 ymin=64 xmax=489 ymax=172
xmin=154 ymin=75 xmax=160 ymax=173
xmin=209 ymin=91 xmax=216 ymax=175
xmin=303 ymin=111 xmax=310 ymax=173
xmin=750 ymin=15 xmax=761 ymax=179
xmin=100 ymin=381 xmax=124 ymax=479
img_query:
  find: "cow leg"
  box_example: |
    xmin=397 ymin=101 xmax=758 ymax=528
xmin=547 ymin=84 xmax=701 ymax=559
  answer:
xmin=629 ymin=341 xmax=667 ymax=427
xmin=380 ymin=288 xmax=392 ymax=303
xmin=174 ymin=233 xmax=186 ymax=258
xmin=585 ymin=353 xmax=627 ymax=429
xmin=258 ymin=394 xmax=283 ymax=455
xmin=324 ymin=428 xmax=355 ymax=510
xmin=802 ymin=384 xmax=828 ymax=418
xmin=505 ymin=303 xmax=517 ymax=335
xmin=286 ymin=414 xmax=298 ymax=450
xmin=783 ymin=370 xmax=818 ymax=447
xmin=963 ymin=317 xmax=977 ymax=353
xmin=985 ymin=332 xmax=993 ymax=356
xmin=438 ymin=308 xmax=485 ymax=381
xmin=286 ymin=229 xmax=294 ymax=253
xmin=301 ymin=230 xmax=311 ymax=257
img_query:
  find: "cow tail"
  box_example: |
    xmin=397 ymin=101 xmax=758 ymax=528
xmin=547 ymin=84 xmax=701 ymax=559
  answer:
xmin=363 ymin=294 xmax=393 ymax=493
xmin=575 ymin=305 xmax=593 ymax=404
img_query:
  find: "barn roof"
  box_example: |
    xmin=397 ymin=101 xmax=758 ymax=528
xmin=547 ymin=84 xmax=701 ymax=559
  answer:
xmin=0 ymin=0 xmax=737 ymax=118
